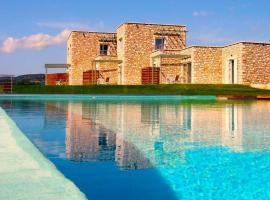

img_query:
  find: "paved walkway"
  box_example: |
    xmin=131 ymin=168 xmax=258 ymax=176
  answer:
xmin=0 ymin=107 xmax=87 ymax=200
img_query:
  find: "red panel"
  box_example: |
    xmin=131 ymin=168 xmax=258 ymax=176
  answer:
xmin=47 ymin=73 xmax=68 ymax=85
xmin=2 ymin=84 xmax=12 ymax=92
xmin=141 ymin=67 xmax=160 ymax=84
xmin=83 ymin=70 xmax=100 ymax=85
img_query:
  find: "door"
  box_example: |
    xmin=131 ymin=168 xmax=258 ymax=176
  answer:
xmin=228 ymin=59 xmax=237 ymax=84
xmin=229 ymin=60 xmax=234 ymax=84
xmin=187 ymin=63 xmax=192 ymax=83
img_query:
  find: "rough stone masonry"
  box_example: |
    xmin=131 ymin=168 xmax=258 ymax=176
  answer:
xmin=65 ymin=22 xmax=270 ymax=88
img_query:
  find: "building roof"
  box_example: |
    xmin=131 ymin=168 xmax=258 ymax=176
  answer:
xmin=68 ymin=31 xmax=116 ymax=40
xmin=182 ymin=41 xmax=270 ymax=50
xmin=224 ymin=41 xmax=270 ymax=48
xmin=117 ymin=22 xmax=187 ymax=30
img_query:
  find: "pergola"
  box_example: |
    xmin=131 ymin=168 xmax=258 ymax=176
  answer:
xmin=90 ymin=56 xmax=122 ymax=84
xmin=151 ymin=50 xmax=185 ymax=65
xmin=150 ymin=50 xmax=192 ymax=84
xmin=45 ymin=64 xmax=70 ymax=85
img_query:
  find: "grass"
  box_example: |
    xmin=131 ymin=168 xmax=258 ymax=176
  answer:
xmin=10 ymin=84 xmax=270 ymax=96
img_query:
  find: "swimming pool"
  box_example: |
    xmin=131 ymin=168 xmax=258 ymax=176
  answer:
xmin=1 ymin=96 xmax=270 ymax=200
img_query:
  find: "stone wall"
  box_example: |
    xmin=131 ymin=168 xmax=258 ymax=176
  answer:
xmin=67 ymin=23 xmax=270 ymax=86
xmin=67 ymin=31 xmax=117 ymax=85
xmin=222 ymin=42 xmax=270 ymax=85
xmin=160 ymin=57 xmax=183 ymax=84
xmin=118 ymin=23 xmax=187 ymax=85
xmin=193 ymin=47 xmax=223 ymax=84
xmin=242 ymin=43 xmax=270 ymax=85
xmin=181 ymin=47 xmax=223 ymax=84
xmin=222 ymin=43 xmax=243 ymax=84
xmin=116 ymin=24 xmax=127 ymax=85
xmin=97 ymin=60 xmax=119 ymax=84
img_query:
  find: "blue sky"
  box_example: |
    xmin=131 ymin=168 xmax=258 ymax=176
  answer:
xmin=0 ymin=0 xmax=269 ymax=75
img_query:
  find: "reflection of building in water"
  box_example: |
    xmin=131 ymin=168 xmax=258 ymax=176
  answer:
xmin=65 ymin=102 xmax=152 ymax=169
xmin=189 ymin=103 xmax=244 ymax=151
xmin=221 ymin=104 xmax=243 ymax=151
xmin=64 ymin=100 xmax=270 ymax=170
xmin=44 ymin=101 xmax=68 ymax=128
xmin=239 ymin=102 xmax=270 ymax=151
xmin=91 ymin=102 xmax=193 ymax=168
xmin=66 ymin=102 xmax=116 ymax=162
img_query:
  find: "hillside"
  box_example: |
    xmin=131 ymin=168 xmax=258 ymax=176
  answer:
xmin=14 ymin=74 xmax=45 ymax=85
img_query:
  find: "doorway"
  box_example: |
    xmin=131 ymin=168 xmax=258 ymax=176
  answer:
xmin=187 ymin=63 xmax=192 ymax=83
xmin=228 ymin=59 xmax=237 ymax=84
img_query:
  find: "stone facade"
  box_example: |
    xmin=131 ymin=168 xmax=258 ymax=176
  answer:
xmin=67 ymin=31 xmax=117 ymax=85
xmin=242 ymin=43 xmax=270 ymax=85
xmin=117 ymin=23 xmax=186 ymax=85
xmin=180 ymin=47 xmax=223 ymax=84
xmin=179 ymin=42 xmax=270 ymax=86
xmin=222 ymin=42 xmax=270 ymax=85
xmin=66 ymin=22 xmax=270 ymax=86
xmin=222 ymin=43 xmax=244 ymax=84
xmin=67 ymin=23 xmax=187 ymax=85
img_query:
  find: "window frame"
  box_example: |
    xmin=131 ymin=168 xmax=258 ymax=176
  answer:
xmin=155 ymin=38 xmax=165 ymax=50
xmin=100 ymin=44 xmax=109 ymax=56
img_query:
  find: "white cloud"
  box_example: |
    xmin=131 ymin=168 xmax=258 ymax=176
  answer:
xmin=192 ymin=11 xmax=209 ymax=17
xmin=0 ymin=30 xmax=70 ymax=53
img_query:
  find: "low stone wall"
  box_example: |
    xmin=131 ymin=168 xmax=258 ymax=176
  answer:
xmin=251 ymin=84 xmax=270 ymax=90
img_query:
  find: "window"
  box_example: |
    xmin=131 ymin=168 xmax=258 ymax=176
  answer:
xmin=100 ymin=44 xmax=109 ymax=55
xmin=155 ymin=38 xmax=165 ymax=50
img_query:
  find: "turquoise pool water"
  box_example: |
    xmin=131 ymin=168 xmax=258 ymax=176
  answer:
xmin=1 ymin=96 xmax=270 ymax=200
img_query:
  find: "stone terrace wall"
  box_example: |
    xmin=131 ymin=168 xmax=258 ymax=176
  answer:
xmin=98 ymin=61 xmax=119 ymax=84
xmin=192 ymin=47 xmax=223 ymax=84
xmin=67 ymin=31 xmax=117 ymax=85
xmin=222 ymin=43 xmax=244 ymax=84
xmin=118 ymin=23 xmax=187 ymax=85
xmin=242 ymin=43 xmax=270 ymax=85
xmin=160 ymin=57 xmax=183 ymax=84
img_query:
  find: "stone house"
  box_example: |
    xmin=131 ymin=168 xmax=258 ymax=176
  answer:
xmin=67 ymin=22 xmax=187 ymax=85
xmin=61 ymin=22 xmax=270 ymax=87
xmin=179 ymin=42 xmax=270 ymax=87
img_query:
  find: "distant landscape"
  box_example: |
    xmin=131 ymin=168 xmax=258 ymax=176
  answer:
xmin=0 ymin=74 xmax=45 ymax=85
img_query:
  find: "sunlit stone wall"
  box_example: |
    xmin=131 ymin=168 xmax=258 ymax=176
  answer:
xmin=242 ymin=43 xmax=270 ymax=85
xmin=180 ymin=47 xmax=223 ymax=84
xmin=222 ymin=43 xmax=244 ymax=84
xmin=67 ymin=31 xmax=117 ymax=85
xmin=117 ymin=23 xmax=187 ymax=85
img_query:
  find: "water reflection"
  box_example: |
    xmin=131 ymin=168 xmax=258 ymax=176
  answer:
xmin=60 ymin=101 xmax=270 ymax=170
xmin=2 ymin=99 xmax=270 ymax=199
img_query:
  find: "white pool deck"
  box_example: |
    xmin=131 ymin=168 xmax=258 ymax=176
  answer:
xmin=0 ymin=107 xmax=87 ymax=200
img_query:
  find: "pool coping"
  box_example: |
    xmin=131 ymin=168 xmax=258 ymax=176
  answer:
xmin=0 ymin=107 xmax=87 ymax=200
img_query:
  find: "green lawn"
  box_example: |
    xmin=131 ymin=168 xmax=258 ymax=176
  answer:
xmin=11 ymin=84 xmax=270 ymax=96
